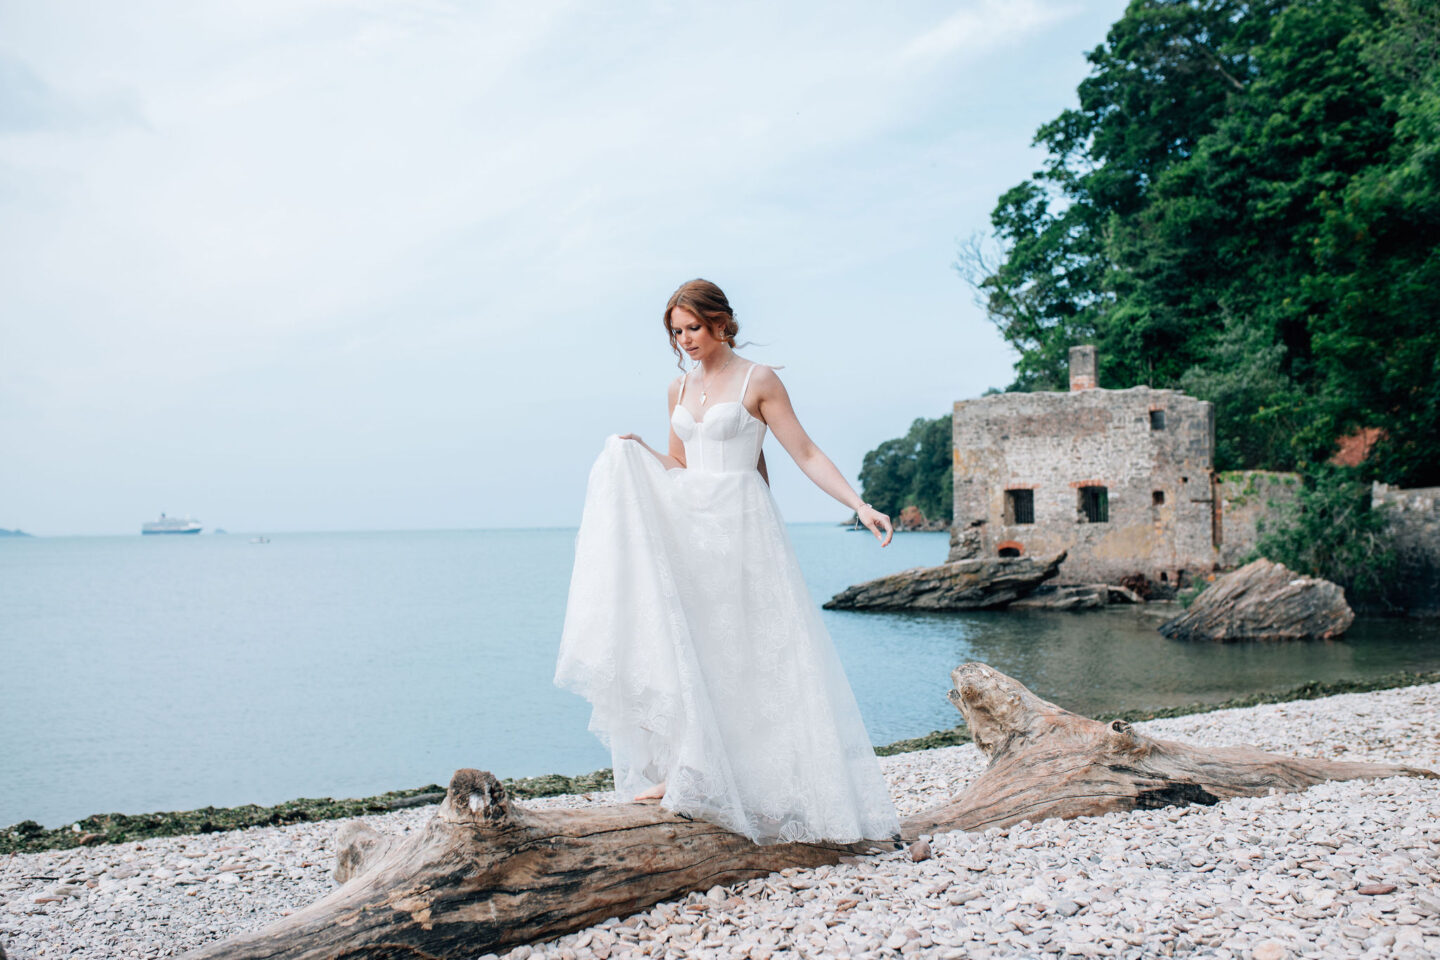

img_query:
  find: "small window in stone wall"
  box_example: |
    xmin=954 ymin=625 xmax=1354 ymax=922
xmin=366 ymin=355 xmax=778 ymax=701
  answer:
xmin=1150 ymin=409 xmax=1166 ymax=430
xmin=1153 ymin=490 xmax=1165 ymax=506
xmin=1004 ymin=489 xmax=1035 ymax=524
xmin=998 ymin=546 xmax=1022 ymax=558
xmin=1078 ymin=485 xmax=1109 ymax=523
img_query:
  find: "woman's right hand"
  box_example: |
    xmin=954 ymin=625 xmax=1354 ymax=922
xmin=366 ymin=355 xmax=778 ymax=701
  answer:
xmin=617 ymin=433 xmax=643 ymax=444
xmin=856 ymin=504 xmax=894 ymax=547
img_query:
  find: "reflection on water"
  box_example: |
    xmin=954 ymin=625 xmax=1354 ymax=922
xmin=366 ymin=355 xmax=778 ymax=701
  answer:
xmin=831 ymin=604 xmax=1440 ymax=744
xmin=970 ymin=608 xmax=1440 ymax=712
xmin=795 ymin=526 xmax=1440 ymax=745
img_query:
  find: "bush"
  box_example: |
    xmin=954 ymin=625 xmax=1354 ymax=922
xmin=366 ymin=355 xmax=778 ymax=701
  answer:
xmin=1177 ymin=580 xmax=1209 ymax=609
xmin=1254 ymin=465 xmax=1399 ymax=606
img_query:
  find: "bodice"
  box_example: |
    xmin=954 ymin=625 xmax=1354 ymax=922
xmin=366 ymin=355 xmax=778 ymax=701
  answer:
xmin=670 ymin=400 xmax=767 ymax=473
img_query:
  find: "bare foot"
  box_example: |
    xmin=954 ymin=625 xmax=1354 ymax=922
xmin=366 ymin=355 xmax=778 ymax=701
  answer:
xmin=633 ymin=781 xmax=666 ymax=801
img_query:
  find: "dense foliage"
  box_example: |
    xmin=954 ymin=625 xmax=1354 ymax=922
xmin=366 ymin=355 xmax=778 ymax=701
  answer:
xmin=855 ymin=415 xmax=954 ymax=523
xmin=961 ymin=0 xmax=1440 ymax=485
xmin=1254 ymin=464 xmax=1401 ymax=602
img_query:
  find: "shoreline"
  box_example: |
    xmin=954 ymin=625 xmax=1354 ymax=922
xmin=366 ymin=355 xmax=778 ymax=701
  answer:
xmin=2 ymin=679 xmax=1437 ymax=959
xmin=5 ymin=668 xmax=1438 ymax=857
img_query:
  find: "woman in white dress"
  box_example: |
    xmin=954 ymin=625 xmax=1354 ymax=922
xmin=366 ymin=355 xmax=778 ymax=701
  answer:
xmin=555 ymin=279 xmax=901 ymax=845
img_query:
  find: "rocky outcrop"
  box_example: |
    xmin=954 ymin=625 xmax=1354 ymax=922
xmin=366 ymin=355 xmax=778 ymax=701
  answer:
xmin=823 ymin=552 xmax=1064 ymax=611
xmin=1007 ymin=582 xmax=1147 ymax=611
xmin=895 ymin=505 xmax=948 ymax=532
xmin=1008 ymin=584 xmax=1107 ymax=610
xmin=1158 ymin=558 xmax=1354 ymax=642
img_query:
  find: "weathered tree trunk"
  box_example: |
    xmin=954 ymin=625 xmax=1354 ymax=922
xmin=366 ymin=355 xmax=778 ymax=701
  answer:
xmin=903 ymin=663 xmax=1430 ymax=835
xmin=183 ymin=665 xmax=1434 ymax=960
xmin=182 ymin=769 xmax=876 ymax=960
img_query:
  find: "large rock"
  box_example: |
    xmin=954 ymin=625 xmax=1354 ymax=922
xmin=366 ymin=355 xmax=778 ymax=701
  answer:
xmin=1158 ymin=558 xmax=1354 ymax=642
xmin=1007 ymin=582 xmax=1148 ymax=611
xmin=823 ymin=552 xmax=1064 ymax=611
xmin=1009 ymin=584 xmax=1108 ymax=610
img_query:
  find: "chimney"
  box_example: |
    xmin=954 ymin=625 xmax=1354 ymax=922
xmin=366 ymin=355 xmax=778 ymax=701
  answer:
xmin=1069 ymin=345 xmax=1098 ymax=391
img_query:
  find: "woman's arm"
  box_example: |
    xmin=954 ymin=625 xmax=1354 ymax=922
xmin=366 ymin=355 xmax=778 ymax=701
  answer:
xmin=749 ymin=366 xmax=892 ymax=546
xmin=618 ymin=376 xmax=687 ymax=470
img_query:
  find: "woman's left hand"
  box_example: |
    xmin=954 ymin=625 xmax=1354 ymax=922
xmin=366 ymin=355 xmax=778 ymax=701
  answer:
xmin=856 ymin=504 xmax=893 ymax=547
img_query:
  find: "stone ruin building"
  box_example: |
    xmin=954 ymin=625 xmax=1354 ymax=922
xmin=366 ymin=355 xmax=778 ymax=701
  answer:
xmin=945 ymin=345 xmax=1439 ymax=609
xmin=948 ymin=346 xmax=1292 ymax=589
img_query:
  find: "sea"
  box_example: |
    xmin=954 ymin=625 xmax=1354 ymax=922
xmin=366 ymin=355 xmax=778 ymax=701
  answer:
xmin=4 ymin=526 xmax=1440 ymax=829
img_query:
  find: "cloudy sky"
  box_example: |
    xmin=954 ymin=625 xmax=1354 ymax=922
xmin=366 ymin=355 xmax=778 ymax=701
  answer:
xmin=1 ymin=0 xmax=1126 ymax=536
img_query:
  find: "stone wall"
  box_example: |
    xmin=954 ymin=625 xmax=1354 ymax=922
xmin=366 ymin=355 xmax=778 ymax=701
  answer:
xmin=950 ymin=385 xmax=1217 ymax=586
xmin=1372 ymin=483 xmax=1440 ymax=616
xmin=1216 ymin=470 xmax=1302 ymax=568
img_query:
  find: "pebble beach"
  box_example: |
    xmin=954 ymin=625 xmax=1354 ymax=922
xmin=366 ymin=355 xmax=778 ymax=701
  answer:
xmin=4 ymin=683 xmax=1438 ymax=960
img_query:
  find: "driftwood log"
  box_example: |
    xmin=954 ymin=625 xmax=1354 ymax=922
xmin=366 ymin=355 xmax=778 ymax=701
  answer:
xmin=184 ymin=664 xmax=1434 ymax=959
xmin=904 ymin=663 xmax=1429 ymax=834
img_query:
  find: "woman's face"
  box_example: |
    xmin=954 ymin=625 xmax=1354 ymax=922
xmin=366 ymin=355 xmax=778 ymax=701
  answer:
xmin=669 ymin=306 xmax=725 ymax=362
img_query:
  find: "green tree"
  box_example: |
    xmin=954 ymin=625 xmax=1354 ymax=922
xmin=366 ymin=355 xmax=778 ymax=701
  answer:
xmin=962 ymin=0 xmax=1282 ymax=390
xmin=1304 ymin=0 xmax=1440 ymax=485
xmin=963 ymin=0 xmax=1440 ymax=485
xmin=857 ymin=416 xmax=954 ymax=523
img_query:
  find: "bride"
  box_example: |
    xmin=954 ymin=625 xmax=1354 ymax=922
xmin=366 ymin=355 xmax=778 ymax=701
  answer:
xmin=554 ymin=278 xmax=901 ymax=845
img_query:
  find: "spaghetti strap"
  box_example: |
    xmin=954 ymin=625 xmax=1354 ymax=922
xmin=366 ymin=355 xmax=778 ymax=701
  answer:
xmin=677 ymin=372 xmax=688 ymax=405
xmin=738 ymin=363 xmax=760 ymax=404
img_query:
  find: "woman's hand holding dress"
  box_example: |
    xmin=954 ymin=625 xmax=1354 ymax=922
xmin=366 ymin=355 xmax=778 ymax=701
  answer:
xmin=618 ymin=433 xmax=683 ymax=470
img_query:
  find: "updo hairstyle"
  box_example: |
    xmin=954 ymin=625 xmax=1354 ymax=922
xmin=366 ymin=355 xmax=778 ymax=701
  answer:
xmin=664 ymin=279 xmax=738 ymax=368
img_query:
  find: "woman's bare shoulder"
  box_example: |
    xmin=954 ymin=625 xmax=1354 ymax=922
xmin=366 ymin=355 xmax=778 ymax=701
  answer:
xmin=747 ymin=362 xmax=786 ymax=392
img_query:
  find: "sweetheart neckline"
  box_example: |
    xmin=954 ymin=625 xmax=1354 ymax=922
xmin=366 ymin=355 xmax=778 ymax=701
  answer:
xmin=672 ymin=400 xmax=763 ymax=428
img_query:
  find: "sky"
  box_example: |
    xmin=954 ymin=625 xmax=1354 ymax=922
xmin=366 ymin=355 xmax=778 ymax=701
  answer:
xmin=0 ymin=0 xmax=1128 ymax=536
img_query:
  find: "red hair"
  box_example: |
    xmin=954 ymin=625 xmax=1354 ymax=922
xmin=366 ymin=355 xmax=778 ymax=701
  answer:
xmin=664 ymin=279 xmax=738 ymax=367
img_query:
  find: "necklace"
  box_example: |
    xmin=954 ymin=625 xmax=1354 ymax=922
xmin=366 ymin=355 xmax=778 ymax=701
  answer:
xmin=700 ymin=353 xmax=736 ymax=405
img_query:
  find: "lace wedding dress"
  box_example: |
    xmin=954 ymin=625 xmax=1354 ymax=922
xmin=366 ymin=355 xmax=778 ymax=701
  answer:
xmin=555 ymin=363 xmax=900 ymax=845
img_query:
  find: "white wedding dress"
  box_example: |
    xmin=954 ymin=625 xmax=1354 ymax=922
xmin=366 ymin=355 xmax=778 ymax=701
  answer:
xmin=555 ymin=363 xmax=900 ymax=845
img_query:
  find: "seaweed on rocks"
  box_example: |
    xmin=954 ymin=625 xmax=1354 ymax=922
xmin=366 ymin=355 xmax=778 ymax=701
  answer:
xmin=0 ymin=770 xmax=616 ymax=856
xmin=5 ymin=670 xmax=1438 ymax=855
xmin=874 ymin=726 xmax=974 ymax=756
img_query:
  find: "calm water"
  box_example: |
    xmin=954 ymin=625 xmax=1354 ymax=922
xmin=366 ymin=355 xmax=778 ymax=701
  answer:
xmin=4 ymin=526 xmax=1440 ymax=828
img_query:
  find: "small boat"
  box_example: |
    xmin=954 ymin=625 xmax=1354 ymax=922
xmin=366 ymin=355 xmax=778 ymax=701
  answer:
xmin=248 ymin=537 xmax=270 ymax=544
xmin=141 ymin=513 xmax=202 ymax=535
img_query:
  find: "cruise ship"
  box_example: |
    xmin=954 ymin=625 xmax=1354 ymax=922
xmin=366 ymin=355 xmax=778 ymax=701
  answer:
xmin=141 ymin=513 xmax=203 ymax=535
